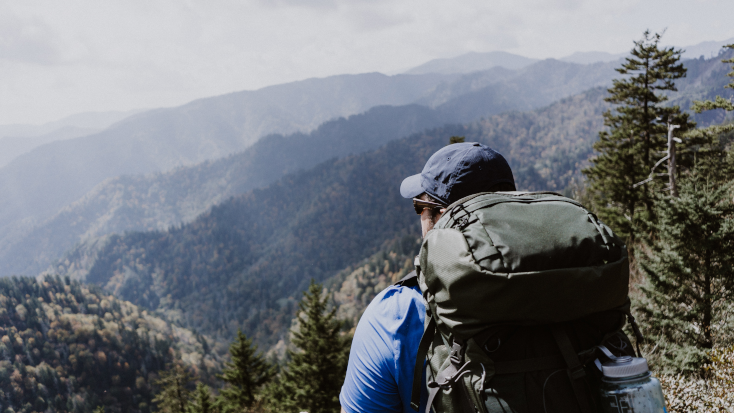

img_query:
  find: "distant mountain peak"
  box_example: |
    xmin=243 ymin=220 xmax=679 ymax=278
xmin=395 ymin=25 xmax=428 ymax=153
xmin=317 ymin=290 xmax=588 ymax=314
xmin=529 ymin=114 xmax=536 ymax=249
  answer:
xmin=404 ymin=51 xmax=539 ymax=75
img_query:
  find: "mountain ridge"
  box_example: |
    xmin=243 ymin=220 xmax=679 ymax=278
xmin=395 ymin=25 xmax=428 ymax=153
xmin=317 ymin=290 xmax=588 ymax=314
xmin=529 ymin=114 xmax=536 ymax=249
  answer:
xmin=404 ymin=37 xmax=734 ymax=75
xmin=0 ymin=72 xmax=455 ymax=237
xmin=405 ymin=51 xmax=539 ymax=75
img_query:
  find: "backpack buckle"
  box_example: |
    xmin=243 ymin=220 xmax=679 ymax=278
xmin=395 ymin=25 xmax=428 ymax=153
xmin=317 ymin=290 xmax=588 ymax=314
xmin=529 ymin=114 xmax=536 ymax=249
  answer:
xmin=449 ymin=205 xmax=471 ymax=230
xmin=449 ymin=340 xmax=465 ymax=365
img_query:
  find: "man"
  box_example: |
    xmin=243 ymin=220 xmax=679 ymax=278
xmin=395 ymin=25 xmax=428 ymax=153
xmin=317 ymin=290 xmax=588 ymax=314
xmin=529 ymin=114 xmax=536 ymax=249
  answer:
xmin=339 ymin=142 xmax=515 ymax=413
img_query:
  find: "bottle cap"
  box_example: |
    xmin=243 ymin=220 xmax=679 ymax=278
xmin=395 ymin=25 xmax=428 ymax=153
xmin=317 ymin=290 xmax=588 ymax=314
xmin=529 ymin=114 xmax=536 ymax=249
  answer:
xmin=601 ymin=357 xmax=649 ymax=378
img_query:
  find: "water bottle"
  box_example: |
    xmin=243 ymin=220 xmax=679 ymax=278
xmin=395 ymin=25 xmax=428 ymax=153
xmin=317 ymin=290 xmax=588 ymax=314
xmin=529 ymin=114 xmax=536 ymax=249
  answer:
xmin=598 ymin=354 xmax=668 ymax=413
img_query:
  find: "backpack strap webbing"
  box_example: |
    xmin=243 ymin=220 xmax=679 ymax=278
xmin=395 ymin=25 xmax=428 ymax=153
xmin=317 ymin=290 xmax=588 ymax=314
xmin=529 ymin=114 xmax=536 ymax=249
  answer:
xmin=551 ymin=326 xmax=595 ymax=413
xmin=394 ymin=270 xmax=419 ymax=288
xmin=624 ymin=310 xmax=645 ymax=358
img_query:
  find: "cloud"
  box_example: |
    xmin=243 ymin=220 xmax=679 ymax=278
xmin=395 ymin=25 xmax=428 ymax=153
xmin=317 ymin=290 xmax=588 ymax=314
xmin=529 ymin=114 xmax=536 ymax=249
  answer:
xmin=346 ymin=6 xmax=413 ymax=32
xmin=0 ymin=11 xmax=63 ymax=65
xmin=1 ymin=0 xmax=734 ymax=125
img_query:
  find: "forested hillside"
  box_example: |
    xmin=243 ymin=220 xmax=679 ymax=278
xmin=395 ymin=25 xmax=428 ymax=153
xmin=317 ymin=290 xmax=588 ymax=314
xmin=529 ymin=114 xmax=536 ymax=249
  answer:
xmin=1 ymin=104 xmax=447 ymax=277
xmin=0 ymin=276 xmax=223 ymax=413
xmin=1 ymin=58 xmax=629 ymax=278
xmin=668 ymin=49 xmax=734 ymax=125
xmin=47 ymin=87 xmax=612 ymax=348
xmin=0 ymin=72 xmax=454 ymax=253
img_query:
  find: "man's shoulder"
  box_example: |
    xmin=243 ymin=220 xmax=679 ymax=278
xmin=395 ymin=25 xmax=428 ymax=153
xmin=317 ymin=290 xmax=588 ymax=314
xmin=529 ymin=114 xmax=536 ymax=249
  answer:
xmin=361 ymin=278 xmax=425 ymax=328
xmin=392 ymin=270 xmax=419 ymax=288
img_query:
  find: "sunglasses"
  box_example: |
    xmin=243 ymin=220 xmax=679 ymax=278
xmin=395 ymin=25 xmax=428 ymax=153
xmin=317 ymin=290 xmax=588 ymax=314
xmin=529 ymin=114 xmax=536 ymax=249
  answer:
xmin=412 ymin=198 xmax=446 ymax=215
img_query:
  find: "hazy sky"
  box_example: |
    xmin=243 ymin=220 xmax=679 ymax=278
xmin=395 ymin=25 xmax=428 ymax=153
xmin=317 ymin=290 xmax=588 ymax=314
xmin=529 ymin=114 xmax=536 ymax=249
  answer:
xmin=1 ymin=0 xmax=733 ymax=125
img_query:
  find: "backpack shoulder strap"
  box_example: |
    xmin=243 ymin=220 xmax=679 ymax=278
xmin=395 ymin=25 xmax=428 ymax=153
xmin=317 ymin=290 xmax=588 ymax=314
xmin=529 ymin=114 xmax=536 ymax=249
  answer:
xmin=394 ymin=270 xmax=419 ymax=288
xmin=411 ymin=315 xmax=436 ymax=411
xmin=394 ymin=256 xmax=421 ymax=288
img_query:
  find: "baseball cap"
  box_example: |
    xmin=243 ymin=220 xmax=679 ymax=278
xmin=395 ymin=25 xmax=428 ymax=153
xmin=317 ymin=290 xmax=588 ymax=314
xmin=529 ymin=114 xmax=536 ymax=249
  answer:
xmin=400 ymin=142 xmax=515 ymax=205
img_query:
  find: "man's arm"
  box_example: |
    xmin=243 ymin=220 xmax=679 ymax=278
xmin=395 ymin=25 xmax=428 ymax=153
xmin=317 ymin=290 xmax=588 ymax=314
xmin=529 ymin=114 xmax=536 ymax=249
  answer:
xmin=339 ymin=285 xmax=427 ymax=413
xmin=339 ymin=287 xmax=410 ymax=413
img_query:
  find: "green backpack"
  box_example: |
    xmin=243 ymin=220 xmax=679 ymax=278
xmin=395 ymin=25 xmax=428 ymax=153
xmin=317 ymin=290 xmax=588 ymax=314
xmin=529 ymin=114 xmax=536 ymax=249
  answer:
xmin=405 ymin=191 xmax=642 ymax=413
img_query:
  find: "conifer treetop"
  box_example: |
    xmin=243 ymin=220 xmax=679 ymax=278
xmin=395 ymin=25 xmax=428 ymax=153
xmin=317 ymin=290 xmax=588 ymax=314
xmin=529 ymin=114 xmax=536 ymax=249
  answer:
xmin=264 ymin=280 xmax=349 ymax=413
xmin=583 ymin=30 xmax=694 ymax=243
xmin=216 ymin=329 xmax=274 ymax=411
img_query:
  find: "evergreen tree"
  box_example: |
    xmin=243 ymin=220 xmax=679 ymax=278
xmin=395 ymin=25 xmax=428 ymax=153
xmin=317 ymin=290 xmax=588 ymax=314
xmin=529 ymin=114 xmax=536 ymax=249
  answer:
xmin=265 ymin=281 xmax=350 ymax=413
xmin=638 ymin=173 xmax=734 ymax=374
xmin=215 ymin=330 xmax=274 ymax=412
xmin=583 ymin=30 xmax=695 ymax=244
xmin=153 ymin=364 xmax=194 ymax=413
xmin=188 ymin=383 xmax=217 ymax=413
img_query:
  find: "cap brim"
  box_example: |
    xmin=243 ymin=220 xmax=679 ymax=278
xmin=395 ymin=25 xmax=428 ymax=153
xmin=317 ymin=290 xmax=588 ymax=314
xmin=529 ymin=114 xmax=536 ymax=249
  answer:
xmin=400 ymin=174 xmax=425 ymax=199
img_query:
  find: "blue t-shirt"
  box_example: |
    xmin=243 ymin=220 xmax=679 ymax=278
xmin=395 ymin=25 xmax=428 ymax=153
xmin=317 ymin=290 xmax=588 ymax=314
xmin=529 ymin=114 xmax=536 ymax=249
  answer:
xmin=340 ymin=283 xmax=428 ymax=413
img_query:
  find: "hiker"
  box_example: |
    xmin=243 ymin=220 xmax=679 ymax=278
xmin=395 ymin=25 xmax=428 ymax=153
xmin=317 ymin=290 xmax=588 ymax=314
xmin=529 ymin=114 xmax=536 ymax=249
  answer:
xmin=340 ymin=142 xmax=638 ymax=413
xmin=339 ymin=142 xmax=516 ymax=413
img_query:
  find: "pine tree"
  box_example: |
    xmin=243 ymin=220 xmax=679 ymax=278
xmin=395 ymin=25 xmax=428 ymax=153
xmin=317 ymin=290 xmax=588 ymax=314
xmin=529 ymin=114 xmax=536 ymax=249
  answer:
xmin=153 ymin=364 xmax=194 ymax=413
xmin=265 ymin=281 xmax=350 ymax=413
xmin=188 ymin=383 xmax=216 ymax=413
xmin=449 ymin=136 xmax=465 ymax=145
xmin=583 ymin=30 xmax=695 ymax=244
xmin=215 ymin=330 xmax=274 ymax=412
xmin=638 ymin=173 xmax=734 ymax=374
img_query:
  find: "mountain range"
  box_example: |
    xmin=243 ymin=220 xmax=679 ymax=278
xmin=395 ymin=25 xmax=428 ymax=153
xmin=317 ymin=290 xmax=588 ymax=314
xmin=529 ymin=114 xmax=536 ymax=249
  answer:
xmin=0 ymin=57 xmax=634 ymax=277
xmin=7 ymin=48 xmax=734 ymax=279
xmin=4 ymin=38 xmax=731 ymax=255
xmin=0 ymin=73 xmax=454 ymax=245
xmin=403 ymin=37 xmax=734 ymax=75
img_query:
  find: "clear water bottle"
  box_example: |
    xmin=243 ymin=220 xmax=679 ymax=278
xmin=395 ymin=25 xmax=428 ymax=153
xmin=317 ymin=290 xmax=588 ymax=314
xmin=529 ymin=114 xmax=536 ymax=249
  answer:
xmin=598 ymin=355 xmax=668 ymax=413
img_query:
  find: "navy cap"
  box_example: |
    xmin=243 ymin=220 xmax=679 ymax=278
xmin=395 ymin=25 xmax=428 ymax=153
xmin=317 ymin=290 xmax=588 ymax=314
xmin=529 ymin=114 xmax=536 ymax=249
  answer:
xmin=400 ymin=142 xmax=515 ymax=205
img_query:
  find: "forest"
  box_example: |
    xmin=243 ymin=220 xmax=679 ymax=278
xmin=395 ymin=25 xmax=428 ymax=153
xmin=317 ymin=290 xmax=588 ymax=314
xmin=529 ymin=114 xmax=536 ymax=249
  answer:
xmin=0 ymin=276 xmax=224 ymax=413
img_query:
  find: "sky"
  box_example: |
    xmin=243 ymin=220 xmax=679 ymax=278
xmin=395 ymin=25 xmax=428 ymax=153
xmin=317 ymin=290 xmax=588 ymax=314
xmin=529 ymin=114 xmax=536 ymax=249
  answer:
xmin=1 ymin=0 xmax=733 ymax=125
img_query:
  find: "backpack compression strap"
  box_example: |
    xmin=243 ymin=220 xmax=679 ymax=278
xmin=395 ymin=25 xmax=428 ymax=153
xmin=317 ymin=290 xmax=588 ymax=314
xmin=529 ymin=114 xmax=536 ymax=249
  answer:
xmin=552 ymin=326 xmax=595 ymax=413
